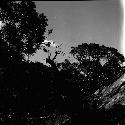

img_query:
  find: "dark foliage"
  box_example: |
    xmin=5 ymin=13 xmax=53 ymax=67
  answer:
xmin=58 ymin=43 xmax=125 ymax=124
xmin=0 ymin=44 xmax=124 ymax=124
xmin=0 ymin=1 xmax=125 ymax=125
xmin=70 ymin=43 xmax=124 ymax=89
xmin=0 ymin=1 xmax=48 ymax=65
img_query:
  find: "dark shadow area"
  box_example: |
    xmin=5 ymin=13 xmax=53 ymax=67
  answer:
xmin=0 ymin=1 xmax=125 ymax=125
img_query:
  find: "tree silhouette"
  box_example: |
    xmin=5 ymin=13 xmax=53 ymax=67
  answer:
xmin=0 ymin=1 xmax=125 ymax=124
xmin=62 ymin=42 xmax=125 ymax=124
xmin=0 ymin=1 xmax=48 ymax=65
xmin=70 ymin=43 xmax=125 ymax=88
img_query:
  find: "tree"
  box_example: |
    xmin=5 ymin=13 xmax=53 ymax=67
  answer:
xmin=64 ymin=42 xmax=125 ymax=123
xmin=0 ymin=1 xmax=48 ymax=64
xmin=40 ymin=39 xmax=125 ymax=123
xmin=70 ymin=43 xmax=125 ymax=88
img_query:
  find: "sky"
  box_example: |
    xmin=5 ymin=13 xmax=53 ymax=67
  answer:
xmin=31 ymin=0 xmax=123 ymax=64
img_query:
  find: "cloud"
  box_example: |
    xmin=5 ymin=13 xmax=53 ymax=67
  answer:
xmin=42 ymin=40 xmax=59 ymax=47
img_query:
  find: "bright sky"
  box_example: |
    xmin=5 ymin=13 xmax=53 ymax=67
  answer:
xmin=0 ymin=21 xmax=5 ymax=30
xmin=31 ymin=0 xmax=124 ymax=64
xmin=121 ymin=0 xmax=125 ymax=59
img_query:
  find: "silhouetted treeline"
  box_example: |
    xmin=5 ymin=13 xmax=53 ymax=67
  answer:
xmin=0 ymin=0 xmax=125 ymax=124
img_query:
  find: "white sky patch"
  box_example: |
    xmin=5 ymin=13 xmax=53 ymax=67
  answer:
xmin=0 ymin=21 xmax=2 ymax=30
xmin=15 ymin=22 xmax=20 ymax=28
xmin=41 ymin=39 xmax=59 ymax=47
xmin=99 ymin=57 xmax=108 ymax=66
xmin=28 ymin=39 xmax=61 ymax=66
xmin=14 ymin=1 xmax=21 ymax=4
xmin=26 ymin=39 xmax=78 ymax=65
xmin=0 ymin=21 xmax=5 ymax=30
xmin=28 ymin=49 xmax=49 ymax=65
xmin=121 ymin=0 xmax=125 ymax=59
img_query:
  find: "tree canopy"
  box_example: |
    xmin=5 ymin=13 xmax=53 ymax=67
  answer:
xmin=57 ymin=43 xmax=125 ymax=100
xmin=0 ymin=1 xmax=125 ymax=124
xmin=0 ymin=1 xmax=48 ymax=65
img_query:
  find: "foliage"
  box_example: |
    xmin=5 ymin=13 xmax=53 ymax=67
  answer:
xmin=0 ymin=1 xmax=125 ymax=124
xmin=0 ymin=1 xmax=48 ymax=64
xmin=70 ymin=43 xmax=125 ymax=87
xmin=0 ymin=41 xmax=124 ymax=124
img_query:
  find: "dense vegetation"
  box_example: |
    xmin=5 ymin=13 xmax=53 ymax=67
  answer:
xmin=0 ymin=1 xmax=125 ymax=125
